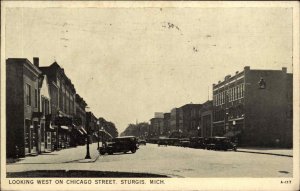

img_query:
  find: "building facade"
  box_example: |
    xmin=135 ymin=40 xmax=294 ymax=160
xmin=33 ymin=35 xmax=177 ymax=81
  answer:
xmin=200 ymin=100 xmax=213 ymax=137
xmin=39 ymin=62 xmax=76 ymax=150
xmin=150 ymin=117 xmax=164 ymax=137
xmin=212 ymin=66 xmax=293 ymax=147
xmin=39 ymin=74 xmax=52 ymax=152
xmin=178 ymin=104 xmax=202 ymax=137
xmin=170 ymin=108 xmax=180 ymax=133
xmin=72 ymin=94 xmax=87 ymax=146
xmin=6 ymin=58 xmax=42 ymax=158
xmin=163 ymin=113 xmax=171 ymax=136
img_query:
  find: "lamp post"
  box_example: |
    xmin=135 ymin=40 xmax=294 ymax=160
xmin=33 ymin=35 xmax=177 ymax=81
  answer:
xmin=97 ymin=120 xmax=100 ymax=150
xmin=197 ymin=126 xmax=200 ymax=137
xmin=101 ymin=126 xmax=104 ymax=147
xmin=85 ymin=109 xmax=91 ymax=159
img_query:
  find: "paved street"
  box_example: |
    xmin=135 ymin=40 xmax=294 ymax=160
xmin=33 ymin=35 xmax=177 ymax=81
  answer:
xmin=7 ymin=143 xmax=292 ymax=177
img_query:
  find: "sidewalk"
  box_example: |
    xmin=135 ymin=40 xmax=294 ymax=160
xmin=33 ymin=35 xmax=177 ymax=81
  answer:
xmin=237 ymin=147 xmax=293 ymax=157
xmin=11 ymin=143 xmax=100 ymax=164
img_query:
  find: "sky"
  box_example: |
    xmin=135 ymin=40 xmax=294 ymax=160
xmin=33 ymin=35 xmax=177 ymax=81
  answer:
xmin=5 ymin=7 xmax=293 ymax=133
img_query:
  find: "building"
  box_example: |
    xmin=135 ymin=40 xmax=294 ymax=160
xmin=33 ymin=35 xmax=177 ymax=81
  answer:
xmin=39 ymin=73 xmax=52 ymax=152
xmin=170 ymin=108 xmax=180 ymax=133
xmin=163 ymin=113 xmax=171 ymax=136
xmin=150 ymin=116 xmax=164 ymax=137
xmin=72 ymin=94 xmax=88 ymax=146
xmin=200 ymin=100 xmax=213 ymax=137
xmin=86 ymin=111 xmax=98 ymax=143
xmin=39 ymin=62 xmax=76 ymax=150
xmin=178 ymin=103 xmax=202 ymax=137
xmin=212 ymin=66 xmax=293 ymax=147
xmin=6 ymin=58 xmax=42 ymax=158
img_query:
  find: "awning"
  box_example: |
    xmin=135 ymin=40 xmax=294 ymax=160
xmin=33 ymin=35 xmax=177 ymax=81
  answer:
xmin=78 ymin=129 xmax=84 ymax=135
xmin=223 ymin=131 xmax=241 ymax=137
xmin=61 ymin=126 xmax=69 ymax=130
xmin=80 ymin=127 xmax=87 ymax=134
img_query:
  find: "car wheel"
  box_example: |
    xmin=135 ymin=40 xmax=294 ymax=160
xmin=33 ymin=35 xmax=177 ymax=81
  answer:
xmin=123 ymin=151 xmax=127 ymax=154
xmin=131 ymin=148 xmax=136 ymax=153
xmin=100 ymin=151 xmax=106 ymax=155
xmin=108 ymin=151 xmax=113 ymax=155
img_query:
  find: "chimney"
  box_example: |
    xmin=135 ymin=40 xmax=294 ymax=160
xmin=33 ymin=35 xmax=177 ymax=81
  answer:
xmin=33 ymin=57 xmax=39 ymax=67
xmin=224 ymin=75 xmax=231 ymax=81
xmin=282 ymin=67 xmax=287 ymax=73
xmin=244 ymin=66 xmax=250 ymax=71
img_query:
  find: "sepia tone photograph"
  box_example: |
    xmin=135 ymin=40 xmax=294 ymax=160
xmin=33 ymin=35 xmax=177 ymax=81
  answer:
xmin=1 ymin=1 xmax=299 ymax=191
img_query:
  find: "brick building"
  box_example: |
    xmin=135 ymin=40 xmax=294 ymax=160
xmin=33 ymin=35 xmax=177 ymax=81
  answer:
xmin=212 ymin=66 xmax=293 ymax=147
xmin=39 ymin=62 xmax=76 ymax=150
xmin=6 ymin=58 xmax=42 ymax=158
xmin=178 ymin=103 xmax=202 ymax=137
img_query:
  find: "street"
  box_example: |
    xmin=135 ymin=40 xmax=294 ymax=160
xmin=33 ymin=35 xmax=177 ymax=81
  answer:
xmin=6 ymin=143 xmax=292 ymax=177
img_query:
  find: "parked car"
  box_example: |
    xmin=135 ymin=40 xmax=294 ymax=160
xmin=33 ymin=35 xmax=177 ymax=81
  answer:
xmin=206 ymin=137 xmax=237 ymax=151
xmin=139 ymin=139 xmax=147 ymax=146
xmin=189 ymin=137 xmax=206 ymax=149
xmin=157 ymin=138 xmax=168 ymax=146
xmin=99 ymin=136 xmax=139 ymax=155
xmin=179 ymin=138 xmax=190 ymax=148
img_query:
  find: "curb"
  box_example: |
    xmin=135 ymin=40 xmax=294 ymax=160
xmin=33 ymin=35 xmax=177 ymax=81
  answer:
xmin=236 ymin=150 xmax=293 ymax=157
xmin=75 ymin=154 xmax=100 ymax=163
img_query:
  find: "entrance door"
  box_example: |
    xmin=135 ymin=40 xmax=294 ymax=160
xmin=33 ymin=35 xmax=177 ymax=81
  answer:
xmin=25 ymin=119 xmax=31 ymax=154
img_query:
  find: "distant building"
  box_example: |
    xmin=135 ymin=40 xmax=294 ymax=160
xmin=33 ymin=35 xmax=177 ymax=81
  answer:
xmin=6 ymin=58 xmax=42 ymax=158
xmin=163 ymin=113 xmax=171 ymax=135
xmin=212 ymin=66 xmax=293 ymax=147
xmin=200 ymin=100 xmax=213 ymax=137
xmin=170 ymin=108 xmax=180 ymax=133
xmin=150 ymin=117 xmax=164 ymax=137
xmin=178 ymin=103 xmax=202 ymax=137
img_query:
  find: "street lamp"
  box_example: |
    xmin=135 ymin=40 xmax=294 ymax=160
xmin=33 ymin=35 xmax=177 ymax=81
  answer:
xmin=85 ymin=108 xmax=91 ymax=159
xmin=197 ymin=126 xmax=200 ymax=137
xmin=100 ymin=126 xmax=104 ymax=147
xmin=97 ymin=120 xmax=100 ymax=150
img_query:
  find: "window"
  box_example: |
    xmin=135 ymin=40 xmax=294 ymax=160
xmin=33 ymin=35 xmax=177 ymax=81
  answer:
xmin=34 ymin=89 xmax=38 ymax=108
xmin=25 ymin=84 xmax=31 ymax=106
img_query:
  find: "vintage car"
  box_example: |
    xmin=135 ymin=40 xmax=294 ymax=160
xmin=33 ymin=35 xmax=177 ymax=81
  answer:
xmin=189 ymin=137 xmax=206 ymax=149
xmin=206 ymin=136 xmax=237 ymax=151
xmin=99 ymin=136 xmax=139 ymax=155
xmin=179 ymin=138 xmax=191 ymax=148
xmin=138 ymin=139 xmax=147 ymax=146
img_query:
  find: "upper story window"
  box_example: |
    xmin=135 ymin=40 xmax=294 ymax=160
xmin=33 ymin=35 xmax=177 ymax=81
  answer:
xmin=25 ymin=84 xmax=31 ymax=106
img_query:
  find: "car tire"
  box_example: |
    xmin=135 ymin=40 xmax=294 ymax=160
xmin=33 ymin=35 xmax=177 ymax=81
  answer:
xmin=99 ymin=151 xmax=106 ymax=155
xmin=108 ymin=151 xmax=113 ymax=155
xmin=131 ymin=148 xmax=136 ymax=153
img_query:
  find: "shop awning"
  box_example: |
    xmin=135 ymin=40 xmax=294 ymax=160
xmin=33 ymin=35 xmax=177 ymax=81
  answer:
xmin=80 ymin=127 xmax=87 ymax=134
xmin=78 ymin=129 xmax=84 ymax=135
xmin=223 ymin=131 xmax=241 ymax=137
